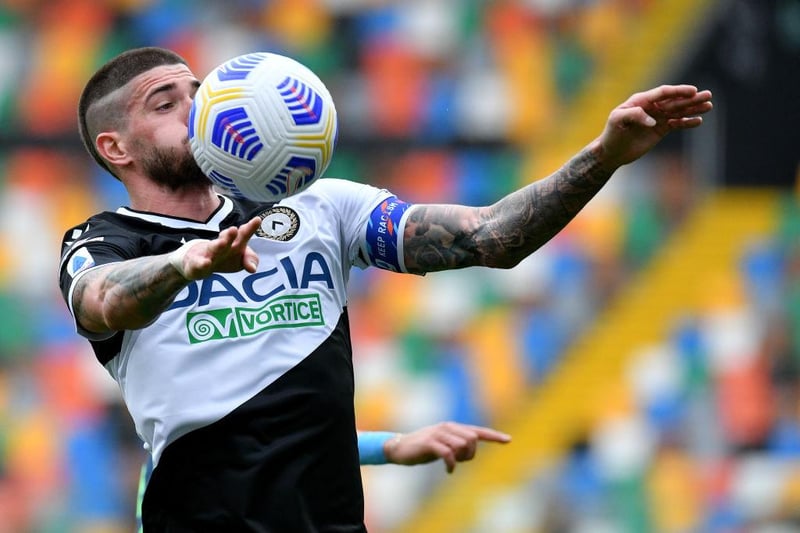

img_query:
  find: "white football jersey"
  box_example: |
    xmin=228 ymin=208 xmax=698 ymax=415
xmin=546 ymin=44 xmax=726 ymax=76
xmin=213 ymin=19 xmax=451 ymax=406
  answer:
xmin=58 ymin=178 xmax=414 ymax=531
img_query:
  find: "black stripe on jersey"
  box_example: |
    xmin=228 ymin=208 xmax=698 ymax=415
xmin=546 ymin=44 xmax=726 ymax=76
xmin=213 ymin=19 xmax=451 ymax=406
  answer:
xmin=92 ymin=332 xmax=125 ymax=367
xmin=141 ymin=311 xmax=367 ymax=533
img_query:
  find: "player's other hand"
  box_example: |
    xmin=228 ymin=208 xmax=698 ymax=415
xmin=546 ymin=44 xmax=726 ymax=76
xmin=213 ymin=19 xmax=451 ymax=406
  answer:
xmin=384 ymin=422 xmax=511 ymax=474
xmin=594 ymin=84 xmax=713 ymax=169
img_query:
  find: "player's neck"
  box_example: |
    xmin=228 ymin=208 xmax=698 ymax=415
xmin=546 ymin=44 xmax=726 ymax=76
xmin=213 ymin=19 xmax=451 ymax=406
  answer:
xmin=128 ymin=185 xmax=221 ymax=221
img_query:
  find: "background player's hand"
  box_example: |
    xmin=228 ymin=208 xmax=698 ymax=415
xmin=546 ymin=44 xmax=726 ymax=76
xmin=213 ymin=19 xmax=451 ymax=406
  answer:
xmin=595 ymin=84 xmax=713 ymax=168
xmin=384 ymin=422 xmax=511 ymax=474
xmin=169 ymin=216 xmax=261 ymax=280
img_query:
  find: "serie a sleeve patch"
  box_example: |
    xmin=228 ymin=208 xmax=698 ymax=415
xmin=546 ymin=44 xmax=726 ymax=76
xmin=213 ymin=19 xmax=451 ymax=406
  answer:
xmin=364 ymin=196 xmax=412 ymax=273
xmin=66 ymin=247 xmax=97 ymax=278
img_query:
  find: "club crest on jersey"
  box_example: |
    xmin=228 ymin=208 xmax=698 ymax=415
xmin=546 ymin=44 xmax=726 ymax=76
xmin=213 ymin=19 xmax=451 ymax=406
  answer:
xmin=257 ymin=206 xmax=299 ymax=241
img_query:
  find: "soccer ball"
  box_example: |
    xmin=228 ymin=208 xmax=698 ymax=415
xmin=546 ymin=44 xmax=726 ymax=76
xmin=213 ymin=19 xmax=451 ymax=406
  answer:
xmin=188 ymin=52 xmax=338 ymax=203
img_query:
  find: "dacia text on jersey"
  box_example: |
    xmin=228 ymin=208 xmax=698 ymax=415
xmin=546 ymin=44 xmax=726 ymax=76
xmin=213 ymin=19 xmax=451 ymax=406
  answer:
xmin=167 ymin=252 xmax=334 ymax=344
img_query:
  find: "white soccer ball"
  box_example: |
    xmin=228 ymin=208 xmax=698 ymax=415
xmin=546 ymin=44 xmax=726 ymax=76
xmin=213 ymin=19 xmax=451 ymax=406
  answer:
xmin=188 ymin=52 xmax=338 ymax=203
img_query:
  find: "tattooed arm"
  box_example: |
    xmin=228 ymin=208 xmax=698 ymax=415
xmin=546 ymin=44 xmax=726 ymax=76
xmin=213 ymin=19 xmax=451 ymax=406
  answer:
xmin=73 ymin=256 xmax=191 ymax=333
xmin=403 ymin=147 xmax=612 ymax=272
xmin=72 ymin=217 xmax=262 ymax=335
xmin=403 ymin=85 xmax=713 ymax=274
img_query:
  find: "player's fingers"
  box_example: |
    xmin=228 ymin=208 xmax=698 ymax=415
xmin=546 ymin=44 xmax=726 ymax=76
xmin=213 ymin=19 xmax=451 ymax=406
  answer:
xmin=469 ymin=426 xmax=512 ymax=443
xmin=450 ymin=435 xmax=477 ymax=461
xmin=207 ymin=227 xmax=237 ymax=255
xmin=639 ymin=84 xmax=699 ymax=105
xmin=667 ymin=116 xmax=704 ymax=129
xmin=457 ymin=442 xmax=476 ymax=462
xmin=424 ymin=440 xmax=456 ymax=471
xmin=441 ymin=423 xmax=510 ymax=445
xmin=432 ymin=430 xmax=472 ymax=459
xmin=441 ymin=449 xmax=457 ymax=474
xmin=667 ymin=101 xmax=713 ymax=119
xmin=242 ymin=247 xmax=260 ymax=273
xmin=441 ymin=428 xmax=488 ymax=461
xmin=231 ymin=217 xmax=262 ymax=249
xmin=243 ymin=216 xmax=262 ymax=237
xmin=655 ymin=92 xmax=713 ymax=117
xmin=666 ymin=89 xmax=712 ymax=107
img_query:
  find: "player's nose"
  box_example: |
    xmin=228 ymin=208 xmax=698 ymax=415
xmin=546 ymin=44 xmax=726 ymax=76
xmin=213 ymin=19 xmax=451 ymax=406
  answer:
xmin=179 ymin=94 xmax=194 ymax=123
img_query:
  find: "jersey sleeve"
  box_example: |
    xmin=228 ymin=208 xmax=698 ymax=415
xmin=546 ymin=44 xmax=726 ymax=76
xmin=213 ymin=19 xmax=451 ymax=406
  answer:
xmin=356 ymin=431 xmax=397 ymax=465
xmin=58 ymin=218 xmax=139 ymax=340
xmin=309 ymin=178 xmax=416 ymax=273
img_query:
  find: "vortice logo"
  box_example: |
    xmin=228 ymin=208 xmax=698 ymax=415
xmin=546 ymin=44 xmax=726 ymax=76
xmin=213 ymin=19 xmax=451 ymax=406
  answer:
xmin=186 ymin=293 xmax=324 ymax=344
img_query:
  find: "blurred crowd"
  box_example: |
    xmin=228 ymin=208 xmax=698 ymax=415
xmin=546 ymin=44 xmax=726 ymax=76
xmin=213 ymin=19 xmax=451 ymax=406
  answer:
xmin=0 ymin=0 xmax=798 ymax=532
xmin=460 ymin=195 xmax=800 ymax=533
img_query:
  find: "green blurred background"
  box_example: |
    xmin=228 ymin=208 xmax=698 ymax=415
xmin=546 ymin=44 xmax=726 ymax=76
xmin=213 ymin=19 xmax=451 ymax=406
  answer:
xmin=0 ymin=0 xmax=798 ymax=531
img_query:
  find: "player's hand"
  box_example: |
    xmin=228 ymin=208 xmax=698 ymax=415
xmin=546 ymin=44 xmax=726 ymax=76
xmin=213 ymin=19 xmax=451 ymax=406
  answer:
xmin=595 ymin=84 xmax=713 ymax=168
xmin=169 ymin=216 xmax=261 ymax=280
xmin=384 ymin=422 xmax=511 ymax=474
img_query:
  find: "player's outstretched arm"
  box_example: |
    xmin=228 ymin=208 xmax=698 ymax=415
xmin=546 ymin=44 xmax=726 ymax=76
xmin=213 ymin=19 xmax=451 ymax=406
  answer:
xmin=402 ymin=85 xmax=713 ymax=274
xmin=72 ymin=217 xmax=261 ymax=334
xmin=383 ymin=422 xmax=511 ymax=474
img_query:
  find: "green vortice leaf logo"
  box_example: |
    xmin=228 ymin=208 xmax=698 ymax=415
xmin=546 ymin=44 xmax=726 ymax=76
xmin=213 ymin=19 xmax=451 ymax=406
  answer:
xmin=186 ymin=293 xmax=324 ymax=344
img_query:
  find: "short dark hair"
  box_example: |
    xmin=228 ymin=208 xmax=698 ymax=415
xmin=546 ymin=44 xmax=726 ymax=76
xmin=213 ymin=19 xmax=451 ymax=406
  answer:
xmin=78 ymin=47 xmax=188 ymax=177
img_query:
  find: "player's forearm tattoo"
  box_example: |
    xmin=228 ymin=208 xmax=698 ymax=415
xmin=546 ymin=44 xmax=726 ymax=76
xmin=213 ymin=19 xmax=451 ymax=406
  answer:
xmin=403 ymin=148 xmax=614 ymax=273
xmin=73 ymin=256 xmax=188 ymax=332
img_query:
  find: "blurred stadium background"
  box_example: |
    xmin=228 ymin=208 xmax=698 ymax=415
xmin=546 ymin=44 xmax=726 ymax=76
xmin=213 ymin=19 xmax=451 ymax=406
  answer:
xmin=0 ymin=0 xmax=798 ymax=531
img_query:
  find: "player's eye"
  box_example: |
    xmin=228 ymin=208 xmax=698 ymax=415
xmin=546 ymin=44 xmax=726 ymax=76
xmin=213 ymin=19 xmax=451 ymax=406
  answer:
xmin=155 ymin=102 xmax=174 ymax=111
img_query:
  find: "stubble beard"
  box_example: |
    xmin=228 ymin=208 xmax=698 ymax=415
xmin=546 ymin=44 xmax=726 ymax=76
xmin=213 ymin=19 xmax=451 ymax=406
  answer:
xmin=142 ymin=139 xmax=211 ymax=192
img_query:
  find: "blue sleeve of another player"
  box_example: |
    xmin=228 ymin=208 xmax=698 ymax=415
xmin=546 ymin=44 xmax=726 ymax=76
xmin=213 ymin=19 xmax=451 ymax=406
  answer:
xmin=364 ymin=196 xmax=413 ymax=273
xmin=358 ymin=431 xmax=398 ymax=465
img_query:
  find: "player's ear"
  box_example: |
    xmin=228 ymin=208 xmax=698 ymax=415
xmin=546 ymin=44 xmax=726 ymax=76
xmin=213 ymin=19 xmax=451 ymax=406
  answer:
xmin=96 ymin=132 xmax=131 ymax=168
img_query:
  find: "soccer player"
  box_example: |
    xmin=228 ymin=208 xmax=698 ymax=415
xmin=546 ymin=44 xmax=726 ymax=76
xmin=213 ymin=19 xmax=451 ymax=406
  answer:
xmin=59 ymin=47 xmax=712 ymax=531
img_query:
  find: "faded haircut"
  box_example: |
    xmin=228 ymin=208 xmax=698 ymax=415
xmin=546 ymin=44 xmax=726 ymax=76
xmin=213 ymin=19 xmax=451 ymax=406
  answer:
xmin=78 ymin=47 xmax=188 ymax=177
